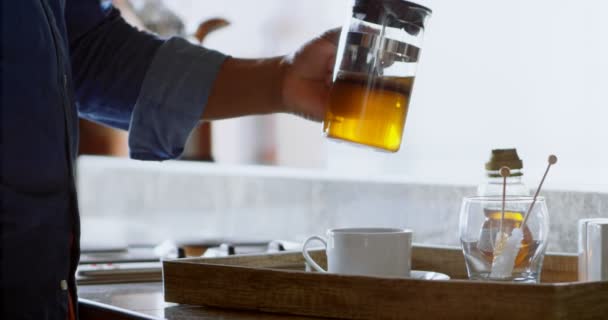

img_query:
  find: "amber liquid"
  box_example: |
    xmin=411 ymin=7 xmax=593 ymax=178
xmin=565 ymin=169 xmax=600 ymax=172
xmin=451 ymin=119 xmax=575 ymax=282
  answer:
xmin=479 ymin=209 xmax=535 ymax=267
xmin=323 ymin=73 xmax=414 ymax=152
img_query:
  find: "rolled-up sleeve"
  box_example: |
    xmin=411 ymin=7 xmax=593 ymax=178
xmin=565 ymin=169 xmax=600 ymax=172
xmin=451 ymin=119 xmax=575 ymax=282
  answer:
xmin=66 ymin=0 xmax=227 ymax=161
xmin=129 ymin=38 xmax=226 ymax=160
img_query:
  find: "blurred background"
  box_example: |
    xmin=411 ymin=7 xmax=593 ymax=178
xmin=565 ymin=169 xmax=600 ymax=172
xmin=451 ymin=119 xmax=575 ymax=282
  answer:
xmin=80 ymin=0 xmax=608 ymax=192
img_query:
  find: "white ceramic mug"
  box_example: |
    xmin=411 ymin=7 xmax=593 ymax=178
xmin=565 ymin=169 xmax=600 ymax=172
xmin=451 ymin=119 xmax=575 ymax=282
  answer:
xmin=302 ymin=228 xmax=412 ymax=277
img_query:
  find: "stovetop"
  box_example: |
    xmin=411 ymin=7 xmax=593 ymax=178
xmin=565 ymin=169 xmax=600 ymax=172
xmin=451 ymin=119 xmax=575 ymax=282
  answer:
xmin=77 ymin=240 xmax=301 ymax=284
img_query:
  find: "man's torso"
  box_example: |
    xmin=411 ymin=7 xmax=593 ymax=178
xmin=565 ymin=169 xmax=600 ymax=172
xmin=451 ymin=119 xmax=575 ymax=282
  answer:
xmin=1 ymin=1 xmax=80 ymax=318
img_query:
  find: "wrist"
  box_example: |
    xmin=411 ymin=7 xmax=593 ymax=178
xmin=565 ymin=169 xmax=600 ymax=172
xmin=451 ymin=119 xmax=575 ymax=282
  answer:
xmin=204 ymin=57 xmax=289 ymax=119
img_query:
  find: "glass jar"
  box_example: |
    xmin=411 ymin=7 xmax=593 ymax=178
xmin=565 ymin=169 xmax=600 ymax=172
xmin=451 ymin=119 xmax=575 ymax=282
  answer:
xmin=323 ymin=0 xmax=432 ymax=152
xmin=477 ymin=149 xmax=530 ymax=197
xmin=476 ymin=149 xmax=531 ymax=269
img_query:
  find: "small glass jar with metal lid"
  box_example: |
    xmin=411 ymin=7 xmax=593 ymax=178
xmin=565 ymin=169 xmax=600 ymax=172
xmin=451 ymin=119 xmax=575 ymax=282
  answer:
xmin=478 ymin=149 xmax=530 ymax=197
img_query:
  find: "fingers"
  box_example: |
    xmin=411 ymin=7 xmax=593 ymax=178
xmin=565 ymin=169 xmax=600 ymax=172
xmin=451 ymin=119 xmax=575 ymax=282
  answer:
xmin=320 ymin=27 xmax=341 ymax=46
xmin=325 ymin=74 xmax=333 ymax=87
xmin=327 ymin=55 xmax=335 ymax=72
xmin=291 ymin=82 xmax=330 ymax=122
xmin=323 ymin=29 xmax=338 ymax=84
xmin=326 ymin=56 xmax=335 ymax=86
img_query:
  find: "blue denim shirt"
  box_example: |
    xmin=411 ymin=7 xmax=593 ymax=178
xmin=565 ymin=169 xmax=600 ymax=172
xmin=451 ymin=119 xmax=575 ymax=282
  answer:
xmin=0 ymin=1 xmax=226 ymax=318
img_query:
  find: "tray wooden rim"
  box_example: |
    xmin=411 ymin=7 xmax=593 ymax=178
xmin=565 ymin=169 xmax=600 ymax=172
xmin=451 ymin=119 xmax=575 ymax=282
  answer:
xmin=164 ymin=244 xmax=584 ymax=285
xmin=162 ymin=244 xmax=608 ymax=320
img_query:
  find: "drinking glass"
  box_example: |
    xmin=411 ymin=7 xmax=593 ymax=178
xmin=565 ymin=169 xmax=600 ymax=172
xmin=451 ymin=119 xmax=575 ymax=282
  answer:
xmin=459 ymin=196 xmax=549 ymax=283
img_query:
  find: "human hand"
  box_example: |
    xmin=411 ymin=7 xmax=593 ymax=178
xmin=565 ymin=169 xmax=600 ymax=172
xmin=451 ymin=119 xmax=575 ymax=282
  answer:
xmin=201 ymin=29 xmax=339 ymax=122
xmin=281 ymin=29 xmax=340 ymax=122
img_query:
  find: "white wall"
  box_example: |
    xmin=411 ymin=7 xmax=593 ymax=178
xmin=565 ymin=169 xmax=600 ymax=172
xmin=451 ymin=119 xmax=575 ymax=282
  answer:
xmin=165 ymin=0 xmax=608 ymax=193
xmin=326 ymin=0 xmax=608 ymax=192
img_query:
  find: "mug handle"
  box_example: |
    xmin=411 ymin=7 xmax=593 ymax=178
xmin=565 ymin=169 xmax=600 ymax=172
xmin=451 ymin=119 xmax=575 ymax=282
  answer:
xmin=302 ymin=235 xmax=327 ymax=273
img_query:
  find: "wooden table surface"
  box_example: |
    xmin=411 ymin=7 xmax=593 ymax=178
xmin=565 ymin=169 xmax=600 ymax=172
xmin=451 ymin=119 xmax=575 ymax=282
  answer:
xmin=78 ymin=282 xmax=325 ymax=320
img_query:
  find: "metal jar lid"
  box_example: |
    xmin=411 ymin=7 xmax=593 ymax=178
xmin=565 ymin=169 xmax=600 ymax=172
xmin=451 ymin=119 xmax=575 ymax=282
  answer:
xmin=485 ymin=149 xmax=524 ymax=171
xmin=352 ymin=0 xmax=432 ymax=35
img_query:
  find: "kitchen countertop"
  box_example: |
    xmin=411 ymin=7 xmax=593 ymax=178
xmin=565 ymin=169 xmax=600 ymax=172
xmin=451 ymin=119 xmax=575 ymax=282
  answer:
xmin=78 ymin=282 xmax=324 ymax=320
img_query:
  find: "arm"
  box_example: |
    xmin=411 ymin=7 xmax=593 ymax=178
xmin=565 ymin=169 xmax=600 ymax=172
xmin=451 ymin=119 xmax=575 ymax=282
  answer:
xmin=67 ymin=0 xmax=336 ymax=160
xmin=204 ymin=30 xmax=338 ymax=122
xmin=66 ymin=0 xmax=165 ymax=130
xmin=202 ymin=57 xmax=286 ymax=120
xmin=66 ymin=0 xmax=227 ymax=159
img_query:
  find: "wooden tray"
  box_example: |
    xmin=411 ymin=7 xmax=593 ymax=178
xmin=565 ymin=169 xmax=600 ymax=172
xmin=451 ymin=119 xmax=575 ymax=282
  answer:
xmin=163 ymin=245 xmax=608 ymax=319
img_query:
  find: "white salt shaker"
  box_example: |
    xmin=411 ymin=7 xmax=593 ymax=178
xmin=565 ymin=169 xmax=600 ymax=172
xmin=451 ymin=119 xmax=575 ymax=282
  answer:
xmin=587 ymin=221 xmax=608 ymax=281
xmin=579 ymin=218 xmax=608 ymax=281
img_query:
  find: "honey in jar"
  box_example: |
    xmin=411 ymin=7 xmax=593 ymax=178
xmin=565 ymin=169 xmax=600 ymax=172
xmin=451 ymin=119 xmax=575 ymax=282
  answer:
xmin=323 ymin=73 xmax=414 ymax=152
